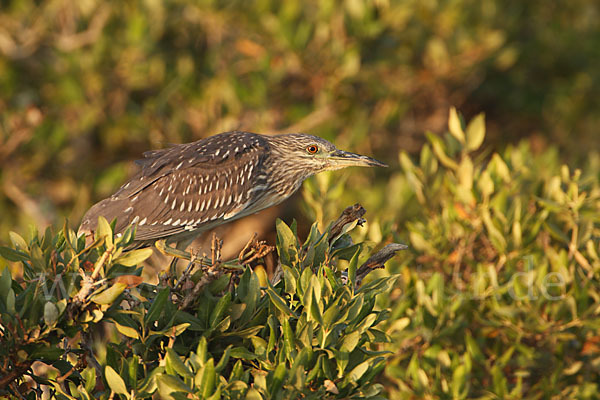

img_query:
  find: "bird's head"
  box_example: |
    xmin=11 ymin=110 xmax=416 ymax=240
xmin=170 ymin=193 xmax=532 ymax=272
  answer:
xmin=269 ymin=133 xmax=387 ymax=178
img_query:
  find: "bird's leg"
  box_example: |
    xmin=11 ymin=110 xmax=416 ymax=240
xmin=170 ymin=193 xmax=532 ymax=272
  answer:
xmin=168 ymin=239 xmax=192 ymax=282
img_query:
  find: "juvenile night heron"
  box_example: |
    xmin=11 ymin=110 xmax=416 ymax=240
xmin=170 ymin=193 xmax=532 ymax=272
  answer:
xmin=78 ymin=131 xmax=386 ymax=249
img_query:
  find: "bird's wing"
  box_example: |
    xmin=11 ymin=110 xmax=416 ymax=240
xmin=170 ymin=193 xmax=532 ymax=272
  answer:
xmin=80 ymin=131 xmax=273 ymax=242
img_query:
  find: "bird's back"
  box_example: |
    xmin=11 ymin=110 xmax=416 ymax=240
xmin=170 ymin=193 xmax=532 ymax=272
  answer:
xmin=78 ymin=131 xmax=274 ymax=246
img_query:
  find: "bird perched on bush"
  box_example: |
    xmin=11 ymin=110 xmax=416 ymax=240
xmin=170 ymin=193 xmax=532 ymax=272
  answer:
xmin=78 ymin=131 xmax=386 ymax=249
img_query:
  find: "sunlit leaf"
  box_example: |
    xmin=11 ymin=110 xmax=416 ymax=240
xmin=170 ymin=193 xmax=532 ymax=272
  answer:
xmin=9 ymin=231 xmax=28 ymax=251
xmin=95 ymin=216 xmax=113 ymax=248
xmin=105 ymin=366 xmax=128 ymax=395
xmin=448 ymin=107 xmax=465 ymax=144
xmin=43 ymin=301 xmax=59 ymax=326
xmin=114 ymin=321 xmax=139 ymax=339
xmin=166 ymin=348 xmax=193 ymax=378
xmin=466 ymin=113 xmax=485 ymax=151
xmin=90 ymin=283 xmax=127 ymax=305
xmin=113 ymin=248 xmax=153 ymax=266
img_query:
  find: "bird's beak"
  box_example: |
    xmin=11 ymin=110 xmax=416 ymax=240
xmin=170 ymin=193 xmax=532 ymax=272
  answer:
xmin=328 ymin=150 xmax=388 ymax=169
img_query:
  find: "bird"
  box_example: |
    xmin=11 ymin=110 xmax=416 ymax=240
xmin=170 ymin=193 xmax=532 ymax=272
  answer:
xmin=78 ymin=131 xmax=387 ymax=249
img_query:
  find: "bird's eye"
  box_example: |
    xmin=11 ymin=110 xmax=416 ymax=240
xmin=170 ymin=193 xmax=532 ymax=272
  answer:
xmin=306 ymin=145 xmax=319 ymax=154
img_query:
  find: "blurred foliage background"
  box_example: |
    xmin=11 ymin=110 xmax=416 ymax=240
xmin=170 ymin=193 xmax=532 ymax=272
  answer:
xmin=1 ymin=0 xmax=599 ymax=242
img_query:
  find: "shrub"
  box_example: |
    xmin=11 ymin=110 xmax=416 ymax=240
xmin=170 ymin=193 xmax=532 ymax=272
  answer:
xmin=378 ymin=109 xmax=600 ymax=398
xmin=0 ymin=207 xmax=401 ymax=399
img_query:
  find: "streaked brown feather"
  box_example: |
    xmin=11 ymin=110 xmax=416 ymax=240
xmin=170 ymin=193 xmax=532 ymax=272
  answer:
xmin=79 ymin=131 xmax=271 ymax=243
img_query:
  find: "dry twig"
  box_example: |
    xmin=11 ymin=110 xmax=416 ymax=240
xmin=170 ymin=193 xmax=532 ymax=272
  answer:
xmin=356 ymin=243 xmax=408 ymax=284
xmin=329 ymin=203 xmax=366 ymax=243
xmin=179 ymin=233 xmax=224 ymax=310
xmin=239 ymin=233 xmax=274 ymax=266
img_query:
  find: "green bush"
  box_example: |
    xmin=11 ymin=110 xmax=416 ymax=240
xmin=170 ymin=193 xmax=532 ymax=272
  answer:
xmin=0 ymin=209 xmax=400 ymax=399
xmin=294 ymin=109 xmax=600 ymax=398
xmin=376 ymin=110 xmax=600 ymax=398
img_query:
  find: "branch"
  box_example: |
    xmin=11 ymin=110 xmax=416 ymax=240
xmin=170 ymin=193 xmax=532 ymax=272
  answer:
xmin=329 ymin=203 xmax=366 ymax=243
xmin=0 ymin=361 xmax=33 ymax=391
xmin=356 ymin=243 xmax=408 ymax=284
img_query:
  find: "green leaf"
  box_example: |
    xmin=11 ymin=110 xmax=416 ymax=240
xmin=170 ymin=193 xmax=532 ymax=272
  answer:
xmin=96 ymin=216 xmax=113 ymax=248
xmin=215 ymin=345 xmax=232 ymax=373
xmin=357 ymin=275 xmax=400 ymax=297
xmin=91 ymin=282 xmax=127 ymax=305
xmin=209 ymin=292 xmax=231 ymax=328
xmin=457 ymin=156 xmax=474 ymax=192
xmin=213 ymin=315 xmax=231 ymax=332
xmin=448 ymin=107 xmax=465 ymax=144
xmin=310 ymin=288 xmax=323 ymax=325
xmin=465 ymin=332 xmax=484 ymax=363
xmin=9 ymin=231 xmax=29 ymax=251
xmin=340 ymin=330 xmax=360 ymax=352
xmin=346 ymin=296 xmax=364 ymax=323
xmin=282 ymin=265 xmax=298 ymax=295
xmin=245 ymin=388 xmax=262 ymax=400
xmin=83 ymin=367 xmax=96 ymax=394
xmin=172 ymin=323 xmax=190 ymax=336
xmin=230 ymin=347 xmax=258 ymax=360
xmin=481 ymin=209 xmax=507 ymax=252
xmin=478 ymin=169 xmax=494 ymax=198
xmin=347 ymin=247 xmax=360 ymax=292
xmin=238 ymin=269 xmax=260 ymax=323
xmin=282 ymin=318 xmax=295 ymax=358
xmin=221 ymin=326 xmax=264 ymax=338
xmin=114 ymin=321 xmax=140 ymax=339
xmin=199 ymin=358 xmax=216 ymax=398
xmin=0 ymin=267 xmax=12 ymax=302
xmin=105 ymin=365 xmax=128 ymax=395
xmin=0 ymin=246 xmax=29 ymax=262
xmin=344 ymin=360 xmax=369 ymax=385
xmin=452 ymin=364 xmax=468 ymax=398
xmin=466 ymin=113 xmax=485 ymax=151
xmin=270 ymin=363 xmax=287 ymax=398
xmin=113 ymin=248 xmax=153 ymax=266
xmin=299 ymin=266 xmax=313 ymax=299
xmin=166 ymin=348 xmax=193 ymax=378
xmin=30 ymin=346 xmax=63 ymax=360
xmin=5 ymin=289 xmax=15 ymax=314
xmin=276 ymin=218 xmax=298 ymax=266
xmin=266 ymin=286 xmax=295 ymax=316
xmin=196 ymin=337 xmax=208 ymax=361
xmin=426 ymin=131 xmax=458 ymax=170
xmin=128 ymin=355 xmax=139 ymax=390
xmin=156 ymin=374 xmax=192 ymax=396
xmin=44 ymin=301 xmax=60 ymax=326
xmin=251 ymin=336 xmax=268 ymax=357
xmin=322 ymin=303 xmax=340 ymax=330
xmin=145 ymin=287 xmax=170 ymax=324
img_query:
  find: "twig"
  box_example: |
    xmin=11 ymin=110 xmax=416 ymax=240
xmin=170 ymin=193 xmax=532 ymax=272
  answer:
xmin=211 ymin=232 xmax=222 ymax=266
xmin=356 ymin=243 xmax=408 ymax=284
xmin=329 ymin=203 xmax=366 ymax=243
xmin=173 ymin=250 xmax=202 ymax=292
xmin=238 ymin=233 xmax=258 ymax=261
xmin=239 ymin=233 xmax=274 ymax=266
xmin=68 ymin=245 xmax=114 ymax=319
xmin=179 ymin=234 xmax=224 ymax=310
xmin=0 ymin=361 xmax=33 ymax=390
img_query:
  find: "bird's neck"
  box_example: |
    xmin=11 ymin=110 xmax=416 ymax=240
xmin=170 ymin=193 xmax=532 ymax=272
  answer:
xmin=265 ymin=153 xmax=314 ymax=197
